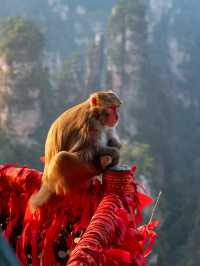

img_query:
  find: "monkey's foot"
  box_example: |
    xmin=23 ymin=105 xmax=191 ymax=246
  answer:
xmin=55 ymin=179 xmax=69 ymax=195
xmin=29 ymin=185 xmax=52 ymax=209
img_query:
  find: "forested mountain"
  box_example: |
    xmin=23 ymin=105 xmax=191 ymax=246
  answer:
xmin=0 ymin=0 xmax=116 ymax=67
xmin=0 ymin=0 xmax=200 ymax=265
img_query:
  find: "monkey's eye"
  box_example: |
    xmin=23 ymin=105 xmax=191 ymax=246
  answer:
xmin=110 ymin=105 xmax=119 ymax=113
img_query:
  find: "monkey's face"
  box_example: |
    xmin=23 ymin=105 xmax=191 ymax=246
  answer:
xmin=89 ymin=90 xmax=122 ymax=127
xmin=101 ymin=105 xmax=120 ymax=127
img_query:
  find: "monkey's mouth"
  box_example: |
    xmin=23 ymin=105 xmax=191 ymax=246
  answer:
xmin=112 ymin=107 xmax=119 ymax=122
xmin=115 ymin=111 xmax=119 ymax=121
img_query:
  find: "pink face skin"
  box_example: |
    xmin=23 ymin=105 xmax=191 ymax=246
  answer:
xmin=104 ymin=106 xmax=119 ymax=127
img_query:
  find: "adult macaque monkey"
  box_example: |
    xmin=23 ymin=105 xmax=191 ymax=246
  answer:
xmin=30 ymin=90 xmax=122 ymax=208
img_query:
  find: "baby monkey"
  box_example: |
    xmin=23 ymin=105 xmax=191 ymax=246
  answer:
xmin=30 ymin=90 xmax=122 ymax=208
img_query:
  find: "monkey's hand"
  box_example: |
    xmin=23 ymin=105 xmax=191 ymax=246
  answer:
xmin=98 ymin=147 xmax=120 ymax=167
xmin=100 ymin=155 xmax=112 ymax=169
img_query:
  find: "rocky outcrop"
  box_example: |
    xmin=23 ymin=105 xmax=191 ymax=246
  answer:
xmin=0 ymin=18 xmax=50 ymax=147
xmin=85 ymin=32 xmax=105 ymax=91
xmin=106 ymin=1 xmax=148 ymax=137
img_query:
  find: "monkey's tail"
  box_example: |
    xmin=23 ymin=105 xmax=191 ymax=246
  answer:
xmin=29 ymin=185 xmax=52 ymax=208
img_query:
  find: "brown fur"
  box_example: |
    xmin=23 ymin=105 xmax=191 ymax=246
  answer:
xmin=30 ymin=90 xmax=122 ymax=208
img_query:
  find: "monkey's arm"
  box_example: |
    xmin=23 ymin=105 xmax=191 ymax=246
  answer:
xmin=107 ymin=128 xmax=121 ymax=149
xmin=107 ymin=137 xmax=121 ymax=149
xmin=70 ymin=145 xmax=95 ymax=162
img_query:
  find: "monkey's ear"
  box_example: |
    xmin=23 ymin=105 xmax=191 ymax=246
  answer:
xmin=89 ymin=95 xmax=98 ymax=106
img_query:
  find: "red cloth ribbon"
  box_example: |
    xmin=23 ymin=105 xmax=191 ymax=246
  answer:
xmin=0 ymin=164 xmax=159 ymax=266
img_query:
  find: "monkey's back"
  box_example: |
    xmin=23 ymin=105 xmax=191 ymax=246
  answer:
xmin=44 ymin=100 xmax=90 ymax=166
